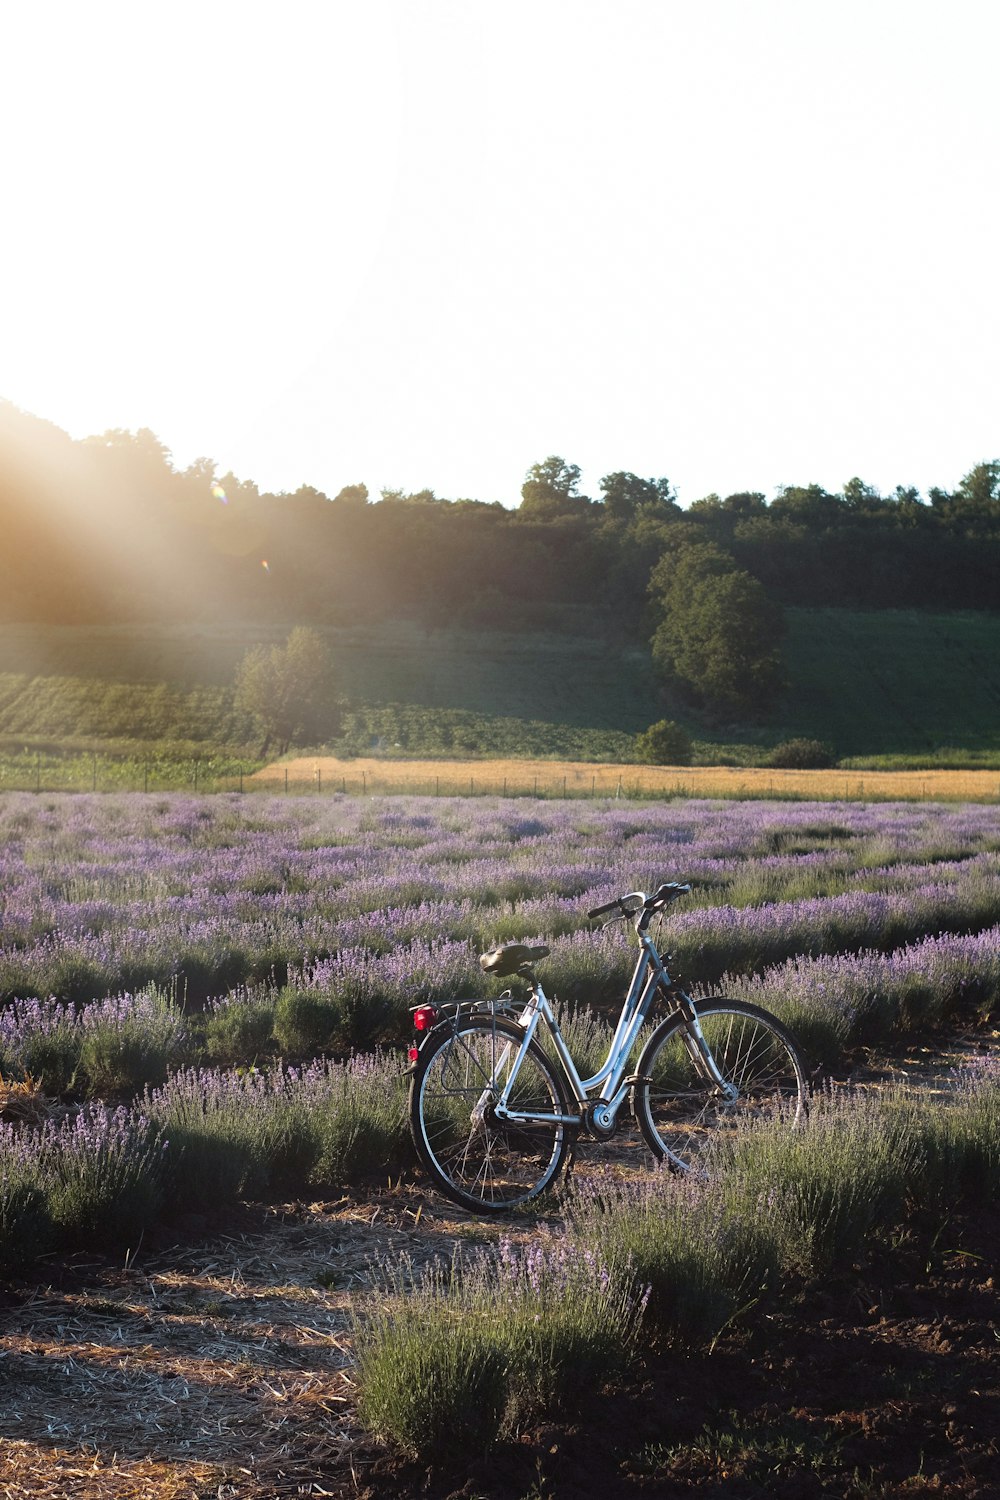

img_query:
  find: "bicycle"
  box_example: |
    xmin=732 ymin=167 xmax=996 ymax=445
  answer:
xmin=407 ymin=881 xmax=808 ymax=1212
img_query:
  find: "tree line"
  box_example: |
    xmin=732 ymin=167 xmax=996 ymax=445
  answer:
xmin=3 ymin=399 xmax=999 ymax=721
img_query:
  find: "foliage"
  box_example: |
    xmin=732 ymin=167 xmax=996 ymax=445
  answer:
xmin=4 ymin=401 xmax=1000 ymax=656
xmin=649 ymin=542 xmax=786 ymax=719
xmin=634 ymin=718 xmax=693 ymax=765
xmin=234 ymin=626 xmax=340 ymax=754
xmin=353 ymin=1240 xmax=644 ymax=1460
xmin=518 ymin=455 xmax=591 ymax=521
xmin=766 ymin=738 xmax=835 ymax=770
xmin=598 ymin=471 xmax=677 ymax=523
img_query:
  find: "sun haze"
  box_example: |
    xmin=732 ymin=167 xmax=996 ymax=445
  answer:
xmin=0 ymin=0 xmax=996 ymax=507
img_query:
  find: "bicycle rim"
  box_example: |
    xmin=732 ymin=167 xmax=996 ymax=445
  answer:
xmin=411 ymin=1018 xmax=569 ymax=1212
xmin=636 ymin=999 xmax=807 ymax=1171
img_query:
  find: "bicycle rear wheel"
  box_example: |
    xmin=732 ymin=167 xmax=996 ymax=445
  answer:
xmin=410 ymin=1015 xmax=571 ymax=1212
xmin=634 ymin=998 xmax=807 ymax=1172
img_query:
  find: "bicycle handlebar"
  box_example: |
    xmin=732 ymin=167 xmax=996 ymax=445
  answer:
xmin=587 ymin=883 xmax=691 ymax=922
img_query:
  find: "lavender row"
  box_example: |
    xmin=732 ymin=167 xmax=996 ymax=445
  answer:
xmin=3 ymin=794 xmax=1000 ymax=1021
xmin=8 ymin=907 xmax=999 ymax=1103
xmin=721 ymin=921 xmax=1000 ymax=1060
xmin=0 ymin=1051 xmax=408 ymax=1271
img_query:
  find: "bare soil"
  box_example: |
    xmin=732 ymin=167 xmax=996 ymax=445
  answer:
xmin=1 ymin=1025 xmax=997 ymax=1500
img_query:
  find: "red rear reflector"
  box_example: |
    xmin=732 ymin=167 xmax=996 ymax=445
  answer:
xmin=413 ymin=1006 xmax=437 ymax=1031
xmin=408 ymin=1046 xmax=420 ymax=1062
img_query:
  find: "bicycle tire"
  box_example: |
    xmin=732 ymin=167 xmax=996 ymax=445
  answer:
xmin=410 ymin=1015 xmax=572 ymax=1212
xmin=634 ymin=998 xmax=807 ymax=1171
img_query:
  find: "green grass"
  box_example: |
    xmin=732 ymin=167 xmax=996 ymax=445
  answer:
xmin=779 ymin=608 xmax=1000 ymax=757
xmin=4 ymin=610 xmax=1000 ymax=765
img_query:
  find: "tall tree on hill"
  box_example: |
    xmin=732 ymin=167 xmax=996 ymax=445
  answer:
xmin=234 ymin=627 xmax=340 ymax=754
xmin=518 ymin=456 xmax=592 ymax=520
xmin=598 ymin=471 xmax=678 ymax=522
xmin=649 ymin=541 xmax=785 ymax=719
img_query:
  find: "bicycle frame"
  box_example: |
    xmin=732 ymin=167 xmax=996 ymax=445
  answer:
xmin=483 ymin=925 xmax=737 ymax=1130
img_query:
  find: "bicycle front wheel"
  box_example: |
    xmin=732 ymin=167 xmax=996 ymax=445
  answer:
xmin=634 ymin=999 xmax=807 ymax=1172
xmin=410 ymin=1016 xmax=571 ymax=1212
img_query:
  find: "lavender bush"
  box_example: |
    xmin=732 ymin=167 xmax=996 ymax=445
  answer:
xmin=354 ymin=1237 xmax=646 ymax=1460
xmin=567 ymin=1172 xmax=774 ymax=1347
xmin=711 ymin=1089 xmax=925 ymax=1276
xmin=32 ymin=1103 xmax=166 ymax=1249
xmin=77 ymin=988 xmax=186 ymax=1094
xmin=145 ymin=1065 xmax=314 ymax=1210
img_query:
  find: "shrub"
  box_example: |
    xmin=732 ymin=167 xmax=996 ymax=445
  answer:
xmin=1 ymin=1001 xmax=83 ymax=1096
xmin=353 ymin=1239 xmax=646 ymax=1461
xmin=766 ymin=739 xmax=835 ymax=770
xmin=37 ymin=1105 xmax=167 ymax=1250
xmin=355 ymin=1295 xmax=507 ymax=1462
xmin=305 ymin=1054 xmax=409 ymax=1187
xmin=147 ymin=1066 xmax=313 ymax=1210
xmin=18 ymin=1026 xmax=82 ymax=1097
xmin=204 ymin=996 xmax=277 ymax=1065
xmin=713 ymin=1090 xmax=923 ymax=1277
xmin=634 ymin=719 xmax=693 ymax=766
xmin=904 ymin=1058 xmax=1000 ymax=1203
xmin=273 ymin=987 xmax=338 ymax=1057
xmin=568 ymin=1173 xmax=773 ymax=1348
xmin=0 ymin=1166 xmax=54 ymax=1273
xmin=78 ymin=991 xmax=186 ymax=1095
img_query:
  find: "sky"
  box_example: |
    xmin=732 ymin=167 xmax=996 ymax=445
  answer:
xmin=1 ymin=0 xmax=997 ymax=509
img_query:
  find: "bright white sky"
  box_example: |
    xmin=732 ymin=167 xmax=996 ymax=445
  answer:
xmin=1 ymin=0 xmax=997 ymax=508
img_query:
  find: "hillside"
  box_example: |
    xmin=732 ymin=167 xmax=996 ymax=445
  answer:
xmin=779 ymin=609 xmax=1000 ymax=756
xmin=0 ymin=610 xmax=999 ymax=764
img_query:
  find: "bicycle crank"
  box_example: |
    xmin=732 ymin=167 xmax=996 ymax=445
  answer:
xmin=582 ymin=1099 xmax=618 ymax=1139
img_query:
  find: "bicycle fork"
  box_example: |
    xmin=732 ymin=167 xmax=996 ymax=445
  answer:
xmin=672 ymin=995 xmax=740 ymax=1103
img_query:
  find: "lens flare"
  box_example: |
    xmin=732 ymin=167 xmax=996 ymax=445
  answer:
xmin=210 ymin=482 xmax=228 ymax=504
xmin=261 ymin=559 xmax=270 ymax=572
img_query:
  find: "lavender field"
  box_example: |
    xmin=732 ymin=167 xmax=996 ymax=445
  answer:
xmin=4 ymin=789 xmax=1000 ymax=1494
xmin=2 ymin=791 xmax=1000 ymax=1267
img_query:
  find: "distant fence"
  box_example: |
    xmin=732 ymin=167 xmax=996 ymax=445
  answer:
xmin=0 ymin=757 xmax=675 ymax=799
xmin=3 ymin=752 xmax=999 ymax=802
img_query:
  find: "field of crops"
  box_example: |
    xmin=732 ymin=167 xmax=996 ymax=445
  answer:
xmin=2 ymin=791 xmax=999 ymax=1495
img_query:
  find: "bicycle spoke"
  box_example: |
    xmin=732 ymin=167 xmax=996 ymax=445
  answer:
xmin=637 ymin=1000 xmax=807 ymax=1171
xmin=411 ymin=1019 xmax=569 ymax=1211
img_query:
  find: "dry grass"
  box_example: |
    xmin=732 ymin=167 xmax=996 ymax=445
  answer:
xmin=250 ymin=756 xmax=1000 ymax=803
xmin=0 ymin=1189 xmax=517 ymax=1500
xmin=0 ymin=1076 xmax=52 ymax=1128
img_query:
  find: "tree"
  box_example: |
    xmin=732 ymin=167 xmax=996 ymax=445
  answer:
xmin=518 ymin=456 xmax=591 ymax=520
xmin=234 ymin=627 xmax=339 ymax=754
xmin=599 ymin=472 xmax=677 ymax=523
xmin=334 ymin=482 xmax=369 ymax=506
xmin=955 ymin=460 xmax=1000 ymax=509
xmin=649 ymin=542 xmax=785 ymax=719
xmin=634 ymin=719 xmax=693 ymax=765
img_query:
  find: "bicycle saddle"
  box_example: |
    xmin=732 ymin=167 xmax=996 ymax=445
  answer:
xmin=479 ymin=943 xmax=550 ymax=976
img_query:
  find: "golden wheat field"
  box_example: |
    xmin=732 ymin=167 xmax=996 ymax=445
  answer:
xmin=251 ymin=756 xmax=1000 ymax=802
